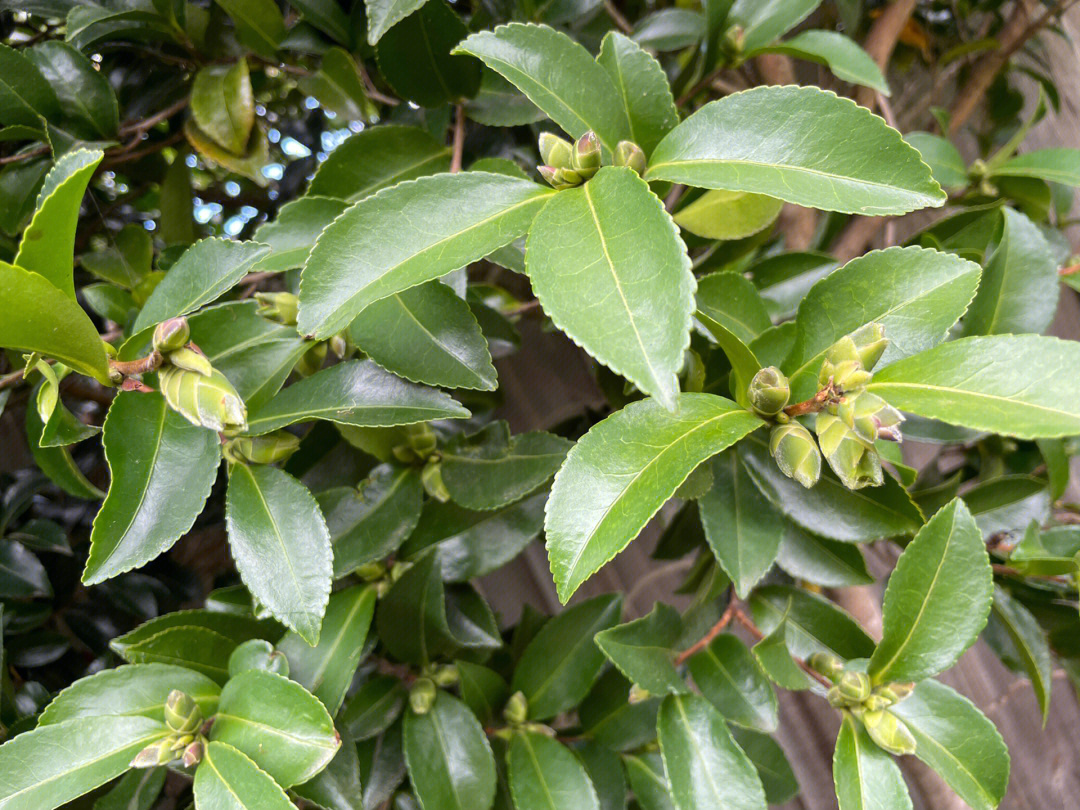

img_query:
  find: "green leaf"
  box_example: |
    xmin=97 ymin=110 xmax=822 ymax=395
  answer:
xmin=750 ymin=585 xmax=875 ymax=660
xmin=695 ymin=273 xmax=767 ymax=402
xmin=277 ymin=585 xmax=377 ymax=715
xmin=596 ymin=31 xmax=678 ymax=156
xmin=225 ymin=463 xmax=332 ymax=645
xmin=731 ymin=728 xmax=798 ymax=805
xmin=776 ymin=523 xmax=873 ymax=587
xmin=508 ymin=731 xmax=600 ymax=810
xmin=594 ymin=603 xmax=686 ymax=696
xmin=0 ymin=42 xmax=60 ymax=128
xmin=727 ymin=0 xmax=821 ymax=51
xmin=194 ymin=741 xmax=295 ymax=809
xmin=0 ymin=716 xmax=169 ymax=810
xmin=341 ymin=675 xmax=407 ymax=742
xmin=290 ymin=0 xmax=351 ymax=43
xmin=92 ymin=767 xmax=165 ymax=810
xmin=904 ymin=132 xmax=969 ymax=190
xmin=674 ymin=190 xmax=783 ymax=241
xmin=252 ymin=196 xmax=349 ymax=273
xmin=131 ymin=238 xmax=270 ymax=334
xmin=404 ymin=692 xmax=496 ymax=810
xmin=833 ymin=713 xmax=912 ymax=810
xmin=245 ymin=360 xmax=469 ymax=435
xmin=81 ymin=223 xmax=153 ymax=289
xmin=546 ymin=394 xmax=762 ymax=603
xmin=755 ymin=31 xmax=888 ymax=94
xmin=991 ymin=148 xmax=1080 ymax=187
xmin=456 ymin=661 xmax=509 ymax=725
xmin=110 ymin=609 xmax=278 ymax=656
xmin=216 ymin=0 xmax=286 ymax=58
xmin=783 ymin=246 xmax=981 ymax=399
xmin=688 ymin=634 xmax=778 ymax=732
xmin=511 ymin=593 xmax=623 ymax=721
xmin=27 ymin=41 xmax=118 ymax=138
xmin=293 ymin=730 xmax=364 ymax=810
xmin=646 ymin=86 xmax=945 ymax=215
xmin=750 ymin=252 xmax=838 ymax=322
xmin=623 ymin=752 xmax=676 ymax=810
xmin=657 ymin=693 xmax=768 ymax=810
xmin=365 ymin=0 xmax=428 ymax=44
xmin=14 ymin=149 xmax=102 ymax=298
xmin=738 ymin=437 xmax=924 ymax=542
xmin=989 ymin=586 xmax=1051 ymax=722
xmin=579 ymin=669 xmax=661 ymax=751
xmin=441 ymin=422 xmax=571 ymax=511
xmin=961 ymin=207 xmax=1059 ymax=337
xmin=348 ymin=280 xmax=498 ymax=391
xmin=752 ymin=612 xmax=813 ymax=690
xmin=572 ymin=741 xmax=625 ymax=810
xmin=307 ymin=126 xmax=450 ymax=203
xmin=191 ymin=60 xmax=254 ymax=156
xmin=453 ymin=23 xmax=631 ymax=153
xmin=527 ymin=167 xmax=693 ymax=409
xmin=298 ymin=172 xmax=552 ymax=339
xmin=699 ymin=450 xmax=783 ymax=598
xmin=465 ymin=70 xmax=546 ymax=127
xmin=84 ymin=391 xmax=220 ymax=585
xmin=299 ymin=46 xmax=378 ymax=122
xmin=210 ymin=669 xmax=340 ymax=787
xmin=866 ymin=335 xmax=1080 ymax=439
xmin=0 ymin=539 xmax=49 ymax=599
xmin=632 ymin=9 xmax=704 ymax=51
xmin=888 ymin=680 xmax=1009 ymax=810
xmin=38 ymin=663 xmax=220 ymax=725
xmin=869 ymin=498 xmax=991 ymax=684
xmin=121 ymin=626 xmax=238 ymax=684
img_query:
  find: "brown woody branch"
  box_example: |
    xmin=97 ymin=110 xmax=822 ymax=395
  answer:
xmin=855 ymin=0 xmax=918 ymax=109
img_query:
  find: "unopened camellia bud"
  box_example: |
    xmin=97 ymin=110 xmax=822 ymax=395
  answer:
xmin=849 ymin=322 xmax=888 ymax=372
xmin=153 ymin=317 xmax=190 ymax=353
xmin=159 ymin=365 xmax=247 ymax=433
xmin=859 ymin=709 xmax=917 ymax=756
xmin=182 ymin=739 xmax=205 ymax=768
xmin=837 ymin=391 xmax=904 ymax=444
xmin=748 ymin=366 xmax=790 ymax=417
xmin=329 ymin=334 xmax=348 ymax=359
xmin=571 ymin=131 xmax=601 ymax=177
xmin=874 ymin=682 xmax=915 ymax=706
xmin=167 ymin=346 xmax=213 ymax=377
xmin=770 ymin=422 xmax=822 ymax=488
xmin=165 ymin=690 xmax=203 ymax=734
xmin=837 ymin=671 xmax=871 ymax=704
xmin=816 ymin=411 xmax=883 ymax=490
xmin=409 ymin=678 xmax=437 ymax=715
xmin=538 ymin=132 xmax=573 ymax=169
xmin=807 ymin=652 xmax=844 ymax=682
xmin=539 ymin=165 xmax=584 ymax=190
xmin=255 ymin=291 xmax=299 ymax=326
xmin=224 ymin=431 xmax=300 ymax=465
xmin=131 ymin=738 xmax=178 ymax=768
xmin=504 ymin=691 xmax=529 ymax=725
xmin=628 ymin=684 xmax=651 ymax=704
xmin=818 ymin=336 xmax=872 ymax=392
xmin=431 ymin=664 xmax=460 ymax=688
xmin=422 ymin=459 xmax=450 ymax=502
xmin=295 ymin=341 xmax=327 ymax=377
xmin=614 ymin=141 xmax=647 ymax=176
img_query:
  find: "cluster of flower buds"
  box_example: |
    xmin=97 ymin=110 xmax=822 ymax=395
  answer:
xmin=153 ymin=318 xmax=247 ymax=433
xmin=131 ymin=690 xmax=207 ymax=769
xmin=255 ymin=291 xmax=299 ymax=326
xmin=808 ymin=653 xmax=917 ymax=756
xmin=538 ymin=131 xmax=601 ymax=189
xmin=744 ymin=366 xmax=824 ymax=489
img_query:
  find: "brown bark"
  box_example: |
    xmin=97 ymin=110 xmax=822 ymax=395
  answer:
xmin=854 ymin=0 xmax=919 ymax=108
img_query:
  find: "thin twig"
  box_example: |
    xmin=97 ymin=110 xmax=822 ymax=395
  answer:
xmin=731 ymin=607 xmax=835 ymax=689
xmin=603 ymin=0 xmax=634 ymax=35
xmin=118 ymin=96 xmax=189 ymax=137
xmin=450 ymin=105 xmax=466 ymax=174
xmin=783 ymin=382 xmax=841 ymax=418
xmin=674 ymin=601 xmax=736 ymax=665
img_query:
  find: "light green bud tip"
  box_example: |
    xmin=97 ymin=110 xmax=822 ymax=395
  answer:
xmin=538 ymin=132 xmax=573 ymax=169
xmin=571 ymin=131 xmax=601 ymax=176
xmin=874 ymin=682 xmax=915 ymax=706
xmin=167 ymin=346 xmax=213 ymax=377
xmin=816 ymin=411 xmax=883 ymax=490
xmin=860 ymin=709 xmax=918 ymax=756
xmin=153 ymin=317 xmax=190 ymax=353
xmin=422 ymin=459 xmax=450 ymax=502
xmin=255 ymin=291 xmax=299 ymax=326
xmin=228 ymin=638 xmax=290 ymax=678
xmin=131 ymin=738 xmax=178 ymax=768
xmin=159 ymin=365 xmax=247 ymax=433
xmin=837 ymin=671 xmax=871 ymax=703
xmin=224 ymin=431 xmax=300 ymax=465
xmin=837 ymin=391 xmax=904 ymax=444
xmin=410 ymin=678 xmax=438 ymax=715
xmin=504 ymin=690 xmax=529 ymax=725
xmin=295 ymin=341 xmax=327 ymax=377
xmin=614 ymin=141 xmax=646 ymax=175
xmin=819 ymin=337 xmax=872 ymax=392
xmin=748 ymin=366 xmax=790 ymax=417
xmin=807 ymin=652 xmax=844 ymax=682
xmin=431 ymin=664 xmax=459 ymax=688
xmin=539 ymin=165 xmax=584 ymax=190
xmin=181 ymin=739 xmax=205 ymax=768
xmin=770 ymin=422 xmax=822 ymax=488
xmin=849 ymin=322 xmax=888 ymax=371
xmin=165 ymin=689 xmax=203 ymax=734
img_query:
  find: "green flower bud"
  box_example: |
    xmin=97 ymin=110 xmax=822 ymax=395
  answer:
xmin=181 ymin=739 xmax=205 ymax=768
xmin=329 ymin=334 xmax=348 ymax=359
xmin=153 ymin=317 xmax=190 ymax=353
xmin=873 ymin=682 xmax=915 ymax=706
xmin=165 ymin=690 xmax=203 ymax=734
xmin=169 ymin=733 xmax=196 ymax=753
xmin=294 ymin=341 xmax=327 ymax=377
xmin=837 ymin=391 xmax=904 ymax=444
xmin=827 ymin=686 xmax=846 ymax=708
xmin=815 ymin=411 xmax=883 ymax=490
xmin=356 ymin=561 xmax=387 ymax=582
xmin=131 ymin=738 xmax=178 ymax=768
xmin=614 ymin=141 xmax=647 ymax=175
xmin=818 ymin=340 xmax=872 ymax=393
xmin=837 ymin=671 xmax=871 ymax=704
xmin=538 ymin=132 xmax=573 ymax=169
xmin=571 ymin=131 xmax=601 ymax=177
xmin=748 ymin=366 xmax=790 ymax=417
xmin=255 ymin=291 xmax=299 ymax=326
xmin=807 ymin=652 xmax=844 ymax=682
xmin=849 ymin=323 xmax=888 ymax=372
xmin=408 ymin=423 xmax=438 ymax=459
xmin=422 ymin=459 xmax=450 ymax=502
xmin=723 ymin=24 xmax=745 ymax=55
xmin=224 ymin=431 xmax=301 ymax=465
xmin=863 ymin=694 xmax=891 ymax=712
xmin=167 ymin=346 xmax=213 ymax=377
xmin=539 ymin=165 xmax=584 ymax=190
xmin=229 ymin=638 xmax=290 ymax=678
xmin=628 ymin=684 xmax=651 ymax=704
xmin=409 ymin=678 xmax=437 ymax=715
xmin=859 ymin=709 xmax=917 ymax=756
xmin=770 ymin=422 xmax=822 ymax=488
xmin=504 ymin=690 xmax=529 ymax=725
xmin=431 ymin=664 xmax=460 ymax=687
xmin=159 ymin=365 xmax=247 ymax=433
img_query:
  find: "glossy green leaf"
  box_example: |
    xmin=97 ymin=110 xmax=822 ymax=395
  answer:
xmin=594 ymin=603 xmax=685 ymax=696
xmin=688 ymin=634 xmax=778 ymax=732
xmin=866 ymin=335 xmax=1080 ymax=439
xmin=579 ymin=669 xmax=661 ymax=751
xmin=905 ymin=132 xmax=969 ymax=190
xmin=456 ymin=661 xmax=509 ymax=725
xmin=191 ymin=60 xmax=254 ymax=155
xmin=110 ymin=609 xmax=278 ymax=656
xmin=131 ymin=238 xmax=270 ymax=334
xmin=0 ymin=42 xmax=60 ymax=128
xmin=572 ymin=741 xmax=625 ymax=810
xmin=121 ymin=626 xmax=238 ymax=684
xmin=888 ymin=680 xmax=1009 ymax=810
xmin=277 ymin=585 xmax=377 ymax=715
xmin=508 ymin=731 xmax=600 ymax=810
xmin=596 ymin=31 xmax=678 ymax=156
xmin=752 ymin=613 xmax=813 ymax=690
xmin=512 ymin=593 xmax=623 ymax=721
xmin=632 ymin=9 xmax=704 ymax=51
xmin=833 ymin=713 xmax=911 ymax=810
xmin=349 ymin=280 xmax=498 ymax=391
xmin=0 ymin=539 xmax=49 ymax=599
xmin=194 ymin=740 xmax=296 ymax=810
xmin=299 ymin=172 xmax=552 ymax=339
xmin=783 ymin=246 xmax=981 ymax=399
xmin=404 ymin=691 xmax=495 ymax=810
xmin=776 ymin=523 xmax=873 ymax=587
xmin=756 ymin=30 xmax=888 ymax=94
xmin=184 ymin=118 xmax=270 ymax=185
xmin=290 ymin=0 xmax=351 ymax=43
xmin=623 ymin=752 xmax=676 ymax=810
xmin=991 ymin=148 xmax=1080 ymax=187
xmin=210 ymin=669 xmax=339 ymax=787
xmin=527 ymin=166 xmax=693 ymax=409
xmin=465 ymin=70 xmax=546 ymax=127
xmin=92 ymin=767 xmax=165 ymax=810
xmin=84 ymin=391 xmax=220 ymax=585
xmin=216 ymin=0 xmax=286 ymax=57
xmin=731 ymin=728 xmax=798 ymax=805
xmin=646 ymin=86 xmax=945 ymax=215
xmin=81 ymin=223 xmax=153 ymax=289
xmin=340 ymin=675 xmax=407 ymax=741
xmin=299 ymin=46 xmax=378 ymax=122
xmin=365 ymin=0 xmax=428 ymax=44
xmin=454 ymin=23 xmax=631 ymax=153
xmin=0 ymin=716 xmax=168 ymax=810
xmin=27 ymin=41 xmax=118 ymax=138
xmin=749 ymin=252 xmax=838 ymax=322
xmin=990 ymin=586 xmax=1051 ymax=722
xmin=674 ymin=189 xmax=783 ymax=241
xmin=695 ymin=272 xmax=767 ymax=400
xmin=727 ymin=0 xmax=821 ymax=51
xmin=307 ymin=125 xmax=450 ymax=202
xmin=750 ymin=585 xmax=875 ymax=660
xmin=293 ymin=730 xmax=364 ymax=810
xmin=225 ymin=463 xmax=332 ymax=645
xmin=657 ymin=693 xmax=767 ymax=810
xmin=699 ymin=450 xmax=783 ymax=598
xmin=546 ymin=394 xmax=762 ymax=602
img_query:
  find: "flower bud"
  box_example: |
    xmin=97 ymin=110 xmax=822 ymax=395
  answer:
xmin=837 ymin=391 xmax=904 ymax=444
xmin=874 ymin=682 xmax=915 ymax=706
xmin=165 ymin=690 xmax=203 ymax=734
xmin=224 ymin=431 xmax=300 ymax=465
xmin=153 ymin=317 xmax=190 ymax=353
xmin=159 ymin=365 xmax=247 ymax=433
xmin=431 ymin=664 xmax=460 ymax=687
xmin=815 ymin=412 xmax=883 ymax=490
xmin=837 ymin=671 xmax=871 ymax=704
xmin=827 ymin=686 xmax=846 ymax=708
xmin=409 ymin=678 xmax=437 ymax=715
xmin=807 ymin=652 xmax=844 ymax=682
xmin=356 ymin=561 xmax=386 ymax=581
xmin=169 ymin=733 xmax=195 ymax=753
xmin=614 ymin=141 xmax=647 ymax=176
xmin=294 ymin=341 xmax=327 ymax=377
xmin=539 ymin=165 xmax=584 ymax=190
xmin=571 ymin=131 xmax=601 ymax=177
xmin=628 ymin=684 xmax=651 ymax=704
xmin=167 ymin=346 xmax=213 ymax=377
xmin=849 ymin=323 xmax=888 ymax=372
xmin=504 ymin=691 xmax=529 ymax=725
xmin=538 ymin=132 xmax=573 ymax=169
xmin=329 ymin=334 xmax=348 ymax=359
xmin=747 ymin=366 xmax=790 ymax=417
xmin=863 ymin=694 xmax=890 ymax=711
xmin=131 ymin=738 xmax=178 ymax=768
xmin=181 ymin=739 xmax=205 ymax=768
xmin=818 ymin=337 xmax=872 ymax=392
xmin=859 ymin=709 xmax=917 ymax=756
xmin=422 ymin=459 xmax=450 ymax=502
xmin=228 ymin=638 xmax=290 ymax=677
xmin=770 ymin=422 xmax=822 ymax=488
xmin=255 ymin=291 xmax=299 ymax=326
xmin=723 ymin=24 xmax=745 ymax=55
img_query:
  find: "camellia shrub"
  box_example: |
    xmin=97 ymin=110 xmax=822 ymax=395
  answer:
xmin=1 ymin=1 xmax=1079 ymax=809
